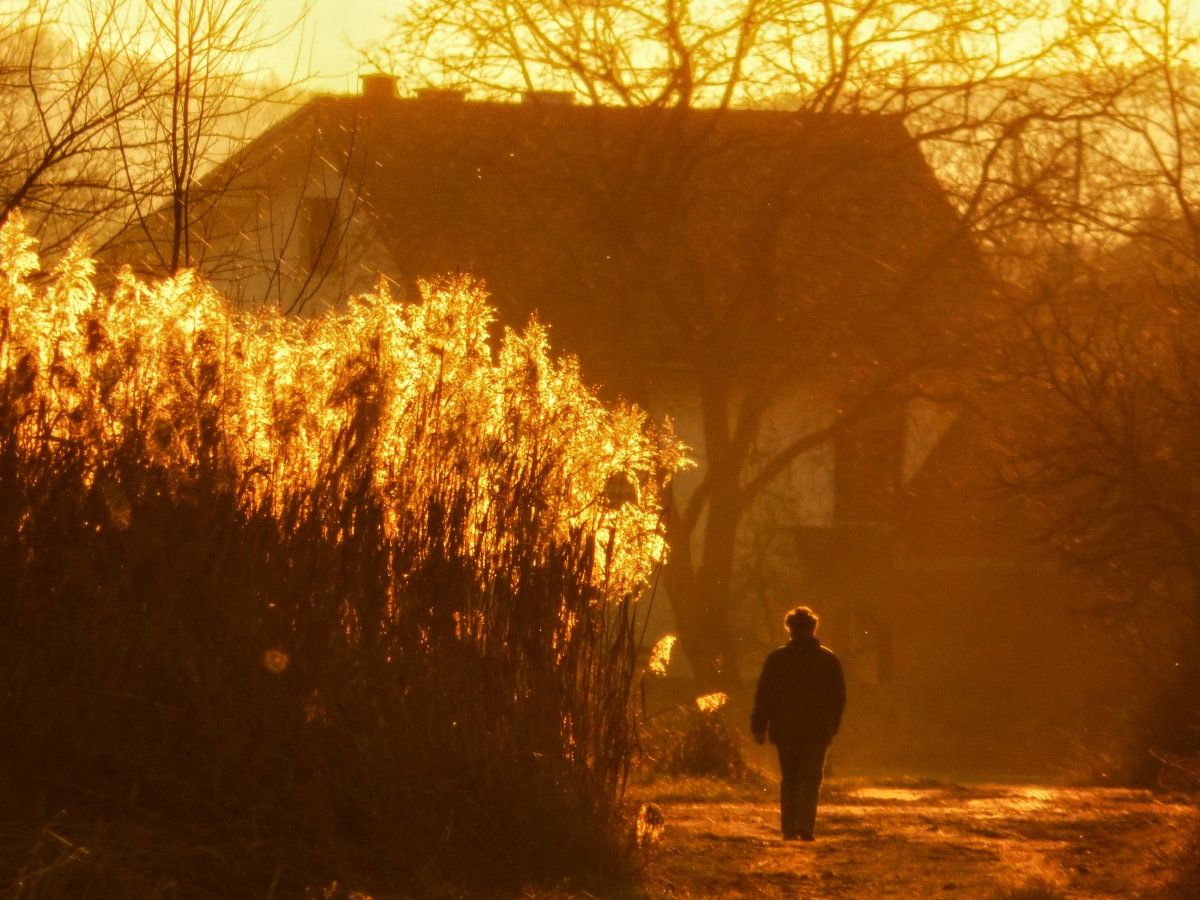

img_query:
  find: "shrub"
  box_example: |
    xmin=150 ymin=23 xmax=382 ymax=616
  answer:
xmin=0 ymin=214 xmax=689 ymax=895
xmin=639 ymin=693 xmax=748 ymax=782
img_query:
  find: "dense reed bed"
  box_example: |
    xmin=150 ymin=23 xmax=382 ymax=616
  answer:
xmin=0 ymin=213 xmax=687 ymax=896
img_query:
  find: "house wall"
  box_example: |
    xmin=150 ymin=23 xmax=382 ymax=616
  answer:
xmin=103 ymin=105 xmax=396 ymax=315
xmin=640 ymin=373 xmax=974 ymax=686
xmin=642 ymin=396 xmax=1139 ymax=777
xmin=636 ymin=372 xmax=840 ymax=676
xmin=187 ymin=162 xmax=396 ymax=315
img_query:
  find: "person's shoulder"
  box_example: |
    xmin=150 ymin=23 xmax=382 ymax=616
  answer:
xmin=817 ymin=644 xmax=841 ymax=662
xmin=764 ymin=645 xmax=791 ymax=663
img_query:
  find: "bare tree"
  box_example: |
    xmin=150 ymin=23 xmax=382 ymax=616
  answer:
xmin=992 ymin=0 xmax=1200 ymax=778
xmin=114 ymin=0 xmax=302 ymax=275
xmin=369 ymin=0 xmax=1115 ymax=685
xmin=0 ymin=0 xmax=302 ymax=270
xmin=0 ymin=0 xmax=162 ymax=254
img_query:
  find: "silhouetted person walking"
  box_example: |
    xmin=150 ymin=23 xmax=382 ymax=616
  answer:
xmin=751 ymin=605 xmax=845 ymax=841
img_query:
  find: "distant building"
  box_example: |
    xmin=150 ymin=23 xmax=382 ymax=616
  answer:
xmin=105 ymin=76 xmax=1133 ymax=775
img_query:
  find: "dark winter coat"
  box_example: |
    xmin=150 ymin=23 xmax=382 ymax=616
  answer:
xmin=751 ymin=636 xmax=846 ymax=747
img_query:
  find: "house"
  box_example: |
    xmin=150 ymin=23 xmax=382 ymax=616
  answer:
xmin=104 ymin=74 xmax=977 ymax=373
xmin=105 ymin=76 xmax=1130 ymax=776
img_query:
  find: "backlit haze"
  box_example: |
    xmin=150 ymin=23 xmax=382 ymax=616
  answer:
xmin=250 ymin=0 xmax=1200 ymax=94
xmin=255 ymin=0 xmax=399 ymax=92
xmin=49 ymin=0 xmax=402 ymax=93
xmin=51 ymin=0 xmax=1200 ymax=99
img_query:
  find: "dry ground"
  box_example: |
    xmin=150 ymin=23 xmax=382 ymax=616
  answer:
xmin=633 ymin=780 xmax=1198 ymax=898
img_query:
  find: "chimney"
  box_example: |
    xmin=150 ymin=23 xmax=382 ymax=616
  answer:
xmin=360 ymin=73 xmax=398 ymax=101
xmin=416 ymin=87 xmax=467 ymax=102
xmin=521 ymin=89 xmax=575 ymax=106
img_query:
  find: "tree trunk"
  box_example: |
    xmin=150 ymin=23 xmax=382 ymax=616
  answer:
xmin=662 ymin=452 xmax=746 ymax=691
xmin=1129 ymin=570 xmax=1200 ymax=787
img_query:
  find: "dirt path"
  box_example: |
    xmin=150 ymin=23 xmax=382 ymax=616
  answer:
xmin=638 ymin=782 xmax=1197 ymax=898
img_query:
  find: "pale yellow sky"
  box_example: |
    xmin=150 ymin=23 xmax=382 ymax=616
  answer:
xmin=256 ymin=0 xmax=400 ymax=93
xmin=37 ymin=0 xmax=400 ymax=93
xmin=44 ymin=0 xmax=1200 ymax=99
xmin=245 ymin=0 xmax=1200 ymax=96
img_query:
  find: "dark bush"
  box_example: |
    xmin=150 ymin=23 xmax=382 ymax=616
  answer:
xmin=639 ymin=694 xmax=748 ymax=782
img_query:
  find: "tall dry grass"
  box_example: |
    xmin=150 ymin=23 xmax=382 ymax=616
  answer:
xmin=0 ymin=213 xmax=688 ymax=896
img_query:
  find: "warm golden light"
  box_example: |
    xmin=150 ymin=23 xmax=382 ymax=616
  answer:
xmin=648 ymin=634 xmax=677 ymax=677
xmin=0 ymin=212 xmax=690 ymax=605
xmin=694 ymin=691 xmax=728 ymax=714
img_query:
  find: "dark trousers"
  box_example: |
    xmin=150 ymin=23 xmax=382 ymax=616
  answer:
xmin=777 ymin=741 xmax=828 ymax=839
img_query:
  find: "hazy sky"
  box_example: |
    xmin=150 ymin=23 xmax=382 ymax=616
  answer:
xmin=249 ymin=0 xmax=400 ymax=93
xmin=251 ymin=0 xmax=1200 ymax=97
xmin=48 ymin=0 xmax=1200 ymax=98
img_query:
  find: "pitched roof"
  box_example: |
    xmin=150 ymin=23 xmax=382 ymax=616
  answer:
xmin=107 ymin=93 xmax=981 ymax=381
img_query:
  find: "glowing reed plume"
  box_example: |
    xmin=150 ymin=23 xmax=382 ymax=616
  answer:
xmin=648 ymin=634 xmax=676 ymax=676
xmin=0 ymin=210 xmax=696 ymax=887
xmin=695 ymin=691 xmax=728 ymax=714
xmin=0 ymin=212 xmax=690 ymax=603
